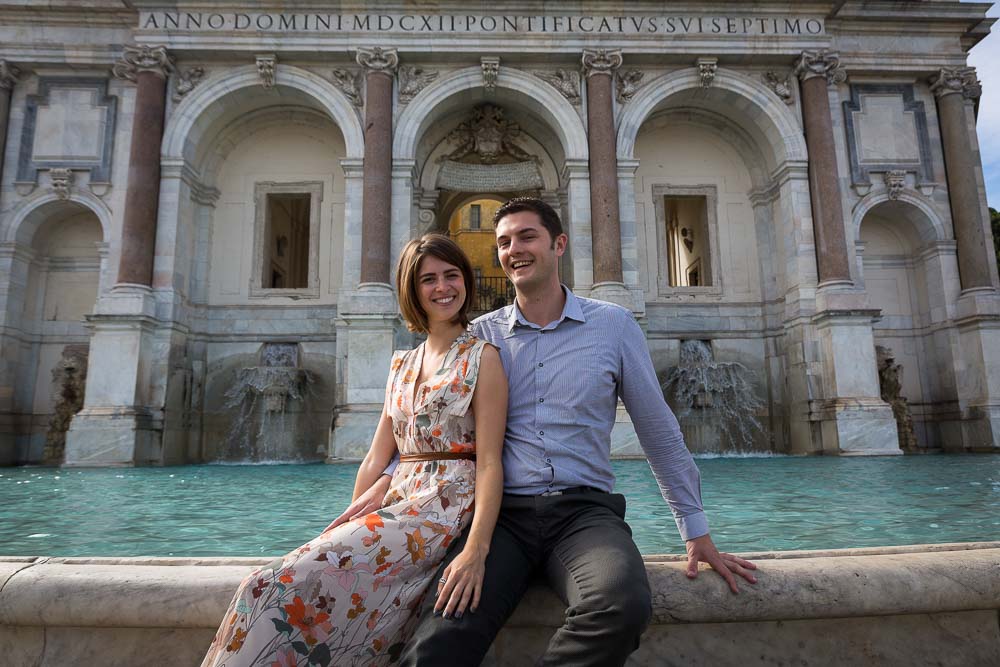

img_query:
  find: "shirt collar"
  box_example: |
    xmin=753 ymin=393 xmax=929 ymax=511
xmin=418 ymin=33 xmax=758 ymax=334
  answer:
xmin=506 ymin=285 xmax=585 ymax=334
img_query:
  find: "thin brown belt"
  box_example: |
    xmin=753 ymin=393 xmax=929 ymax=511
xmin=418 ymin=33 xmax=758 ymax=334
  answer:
xmin=399 ymin=452 xmax=476 ymax=462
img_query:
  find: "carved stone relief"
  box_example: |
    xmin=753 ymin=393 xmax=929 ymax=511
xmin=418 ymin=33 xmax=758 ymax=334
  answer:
xmin=697 ymin=57 xmax=718 ymax=88
xmin=762 ymin=71 xmax=794 ymax=104
xmin=330 ymin=68 xmax=363 ymax=106
xmin=616 ymin=69 xmax=644 ymax=103
xmin=49 ymin=168 xmax=73 ymax=199
xmin=533 ymin=69 xmax=581 ymax=105
xmin=884 ymin=170 xmax=907 ymax=200
xmin=255 ymin=54 xmax=276 ymax=88
xmin=0 ymin=60 xmax=22 ymax=90
xmin=794 ymin=49 xmax=847 ymax=85
xmin=481 ymin=56 xmax=500 ymax=91
xmin=172 ymin=66 xmax=205 ymax=103
xmin=398 ymin=65 xmax=438 ymax=104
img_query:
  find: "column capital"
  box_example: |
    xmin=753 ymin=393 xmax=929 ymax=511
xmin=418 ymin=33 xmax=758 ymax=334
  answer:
xmin=793 ymin=49 xmax=847 ymax=85
xmin=929 ymin=67 xmax=981 ymax=101
xmin=112 ymin=45 xmax=174 ymax=82
xmin=0 ymin=60 xmax=22 ymax=90
xmin=356 ymin=47 xmax=398 ymax=75
xmin=582 ymin=49 xmax=622 ymax=78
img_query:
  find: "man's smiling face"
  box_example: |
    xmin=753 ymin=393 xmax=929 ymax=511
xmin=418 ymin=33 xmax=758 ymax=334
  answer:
xmin=495 ymin=210 xmax=566 ymax=293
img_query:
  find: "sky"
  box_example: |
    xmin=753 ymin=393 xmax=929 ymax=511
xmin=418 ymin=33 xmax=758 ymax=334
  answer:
xmin=965 ymin=1 xmax=1000 ymax=208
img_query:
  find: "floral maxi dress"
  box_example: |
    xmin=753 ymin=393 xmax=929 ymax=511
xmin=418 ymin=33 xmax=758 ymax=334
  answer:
xmin=202 ymin=333 xmax=489 ymax=667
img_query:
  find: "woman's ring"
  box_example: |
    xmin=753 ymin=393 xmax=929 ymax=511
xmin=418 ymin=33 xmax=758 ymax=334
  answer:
xmin=439 ymin=577 xmax=448 ymax=585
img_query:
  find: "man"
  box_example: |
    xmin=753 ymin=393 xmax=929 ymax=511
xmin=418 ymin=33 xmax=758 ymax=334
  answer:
xmin=338 ymin=198 xmax=756 ymax=665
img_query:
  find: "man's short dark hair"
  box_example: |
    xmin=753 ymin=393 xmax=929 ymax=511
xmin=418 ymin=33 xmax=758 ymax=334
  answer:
xmin=492 ymin=197 xmax=564 ymax=241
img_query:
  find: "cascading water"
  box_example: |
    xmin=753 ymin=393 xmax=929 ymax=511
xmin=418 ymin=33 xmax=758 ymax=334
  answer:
xmin=662 ymin=340 xmax=766 ymax=454
xmin=221 ymin=343 xmax=315 ymax=462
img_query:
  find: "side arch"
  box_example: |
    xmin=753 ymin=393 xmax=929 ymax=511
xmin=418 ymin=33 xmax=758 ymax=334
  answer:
xmin=393 ymin=66 xmax=589 ymax=161
xmin=161 ymin=64 xmax=365 ymax=164
xmin=852 ymin=191 xmax=949 ymax=245
xmin=4 ymin=190 xmax=113 ymax=246
xmin=617 ymin=67 xmax=807 ymax=170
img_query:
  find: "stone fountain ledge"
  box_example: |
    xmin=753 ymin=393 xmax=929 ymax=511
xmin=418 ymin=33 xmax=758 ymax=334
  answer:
xmin=1 ymin=543 xmax=998 ymax=666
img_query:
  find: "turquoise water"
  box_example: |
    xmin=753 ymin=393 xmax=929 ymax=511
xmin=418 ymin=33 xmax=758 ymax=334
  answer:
xmin=0 ymin=455 xmax=998 ymax=557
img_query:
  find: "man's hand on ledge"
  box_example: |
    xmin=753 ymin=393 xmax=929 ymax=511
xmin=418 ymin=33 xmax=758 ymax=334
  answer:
xmin=322 ymin=474 xmax=392 ymax=533
xmin=685 ymin=533 xmax=758 ymax=594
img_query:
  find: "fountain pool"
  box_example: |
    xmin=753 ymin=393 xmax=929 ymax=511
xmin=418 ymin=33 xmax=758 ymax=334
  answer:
xmin=1 ymin=456 xmax=997 ymax=557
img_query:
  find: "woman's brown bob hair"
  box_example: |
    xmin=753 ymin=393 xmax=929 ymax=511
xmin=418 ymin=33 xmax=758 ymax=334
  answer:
xmin=396 ymin=234 xmax=476 ymax=334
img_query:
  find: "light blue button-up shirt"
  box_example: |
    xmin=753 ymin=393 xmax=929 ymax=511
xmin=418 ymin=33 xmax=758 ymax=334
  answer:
xmin=470 ymin=287 xmax=708 ymax=541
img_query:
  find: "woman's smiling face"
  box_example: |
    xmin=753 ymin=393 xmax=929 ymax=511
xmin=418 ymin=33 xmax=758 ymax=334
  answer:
xmin=416 ymin=255 xmax=467 ymax=326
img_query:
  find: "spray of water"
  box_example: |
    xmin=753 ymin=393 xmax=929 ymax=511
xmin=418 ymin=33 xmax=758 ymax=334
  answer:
xmin=662 ymin=340 xmax=766 ymax=453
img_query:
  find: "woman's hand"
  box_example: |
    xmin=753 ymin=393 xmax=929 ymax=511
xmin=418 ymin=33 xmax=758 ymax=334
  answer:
xmin=322 ymin=474 xmax=392 ymax=533
xmin=434 ymin=544 xmax=488 ymax=619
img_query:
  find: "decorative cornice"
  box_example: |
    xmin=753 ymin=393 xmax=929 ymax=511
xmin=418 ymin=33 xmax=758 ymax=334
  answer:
xmin=481 ymin=56 xmax=500 ymax=92
xmin=356 ymin=47 xmax=398 ymax=74
xmin=255 ymin=54 xmax=276 ymax=88
xmin=398 ymin=65 xmax=438 ymax=104
xmin=793 ymin=49 xmax=847 ymax=86
xmin=0 ymin=60 xmax=22 ymax=90
xmin=172 ymin=66 xmax=204 ymax=103
xmin=929 ymin=67 xmax=981 ymax=101
xmin=763 ymin=71 xmax=794 ymax=104
xmin=112 ymin=45 xmax=174 ymax=82
xmin=697 ymin=57 xmax=718 ymax=88
xmin=330 ymin=68 xmax=363 ymax=107
xmin=533 ymin=69 xmax=581 ymax=105
xmin=582 ymin=49 xmax=622 ymax=78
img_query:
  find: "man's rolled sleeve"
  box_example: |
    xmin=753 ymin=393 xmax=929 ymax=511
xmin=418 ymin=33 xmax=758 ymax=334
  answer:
xmin=617 ymin=312 xmax=709 ymax=541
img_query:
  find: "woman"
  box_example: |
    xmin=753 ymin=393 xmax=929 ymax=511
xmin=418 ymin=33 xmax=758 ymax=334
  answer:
xmin=203 ymin=234 xmax=507 ymax=666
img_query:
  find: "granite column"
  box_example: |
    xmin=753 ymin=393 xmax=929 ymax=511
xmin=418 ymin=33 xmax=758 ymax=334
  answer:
xmin=794 ymin=50 xmax=853 ymax=287
xmin=112 ymin=46 xmax=173 ymax=286
xmin=358 ymin=47 xmax=397 ymax=287
xmin=930 ymin=67 xmax=994 ymax=291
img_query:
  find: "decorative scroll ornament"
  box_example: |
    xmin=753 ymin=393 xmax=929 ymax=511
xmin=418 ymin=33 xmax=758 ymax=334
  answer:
xmin=582 ymin=49 xmax=623 ymax=78
xmin=172 ymin=66 xmax=204 ymax=103
xmin=533 ymin=69 xmax=581 ymax=105
xmin=481 ymin=57 xmax=500 ymax=92
xmin=616 ymin=69 xmax=644 ymax=103
xmin=50 ymin=168 xmax=73 ymax=200
xmin=793 ymin=49 xmax=847 ymax=85
xmin=697 ymin=57 xmax=718 ymax=88
xmin=255 ymin=54 xmax=276 ymax=88
xmin=112 ymin=45 xmax=175 ymax=81
xmin=356 ymin=47 xmax=399 ymax=74
xmin=441 ymin=104 xmax=537 ymax=165
xmin=398 ymin=65 xmax=438 ymax=104
xmin=884 ymin=170 xmax=907 ymax=200
xmin=0 ymin=60 xmax=22 ymax=90
xmin=763 ymin=71 xmax=794 ymax=104
xmin=929 ymin=67 xmax=982 ymax=100
xmin=330 ymin=68 xmax=363 ymax=107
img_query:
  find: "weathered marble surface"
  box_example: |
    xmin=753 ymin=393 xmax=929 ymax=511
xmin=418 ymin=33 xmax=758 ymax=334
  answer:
xmin=0 ymin=544 xmax=998 ymax=666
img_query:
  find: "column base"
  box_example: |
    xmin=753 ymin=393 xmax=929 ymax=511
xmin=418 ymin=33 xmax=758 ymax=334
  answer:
xmin=813 ymin=399 xmax=902 ymax=456
xmin=327 ymin=407 xmax=380 ymax=461
xmin=63 ymin=407 xmax=163 ymax=467
xmin=589 ymin=281 xmax=634 ymax=311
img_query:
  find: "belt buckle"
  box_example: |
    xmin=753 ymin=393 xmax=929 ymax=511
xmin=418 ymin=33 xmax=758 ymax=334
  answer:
xmin=540 ymin=489 xmax=563 ymax=496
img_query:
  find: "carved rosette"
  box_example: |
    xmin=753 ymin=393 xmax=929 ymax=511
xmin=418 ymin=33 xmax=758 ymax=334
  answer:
xmin=533 ymin=69 xmax=581 ymax=105
xmin=929 ymin=67 xmax=982 ymax=101
xmin=697 ymin=57 xmax=718 ymax=88
xmin=763 ymin=71 xmax=794 ymax=104
xmin=793 ymin=50 xmax=847 ymax=86
xmin=172 ymin=66 xmax=204 ymax=103
xmin=356 ymin=47 xmax=399 ymax=75
xmin=616 ymin=69 xmax=645 ymax=104
xmin=255 ymin=54 xmax=276 ymax=88
xmin=112 ymin=45 xmax=175 ymax=82
xmin=50 ymin=168 xmax=73 ymax=200
xmin=884 ymin=170 xmax=907 ymax=200
xmin=330 ymin=68 xmax=363 ymax=107
xmin=481 ymin=57 xmax=500 ymax=92
xmin=398 ymin=65 xmax=439 ymax=104
xmin=0 ymin=60 xmax=22 ymax=90
xmin=582 ymin=49 xmax=622 ymax=78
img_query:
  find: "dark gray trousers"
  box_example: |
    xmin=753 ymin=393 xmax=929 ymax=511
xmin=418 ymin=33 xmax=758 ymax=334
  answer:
xmin=399 ymin=490 xmax=652 ymax=667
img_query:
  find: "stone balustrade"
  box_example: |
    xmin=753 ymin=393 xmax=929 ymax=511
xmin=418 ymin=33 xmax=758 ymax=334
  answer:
xmin=1 ymin=543 xmax=998 ymax=666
